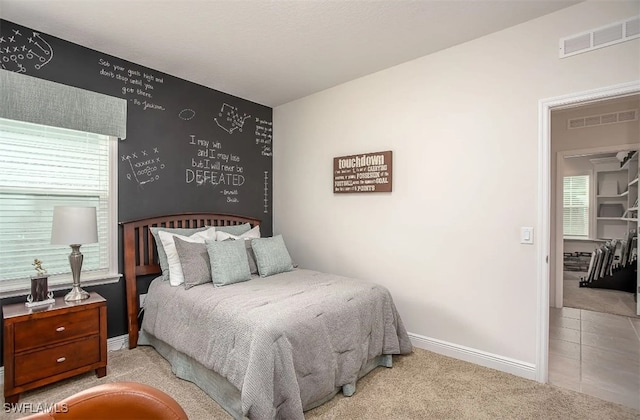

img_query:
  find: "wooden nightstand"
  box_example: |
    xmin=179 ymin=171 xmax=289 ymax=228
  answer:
xmin=3 ymin=292 xmax=107 ymax=404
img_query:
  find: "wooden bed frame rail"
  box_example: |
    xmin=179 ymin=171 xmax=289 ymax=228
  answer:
xmin=121 ymin=213 xmax=261 ymax=349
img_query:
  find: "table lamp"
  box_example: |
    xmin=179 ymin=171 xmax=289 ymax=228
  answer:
xmin=51 ymin=206 xmax=98 ymax=301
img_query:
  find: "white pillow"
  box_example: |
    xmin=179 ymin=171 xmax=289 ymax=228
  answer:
xmin=215 ymin=225 xmax=260 ymax=241
xmin=159 ymin=227 xmax=217 ymax=286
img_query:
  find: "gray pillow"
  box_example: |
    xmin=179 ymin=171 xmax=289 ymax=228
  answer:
xmin=215 ymin=223 xmax=252 ymax=236
xmin=205 ymin=239 xmax=251 ymax=287
xmin=221 ymin=238 xmax=258 ymax=275
xmin=244 ymin=240 xmax=258 ymax=275
xmin=174 ymin=237 xmax=212 ymax=290
xmin=150 ymin=226 xmax=208 ymax=281
xmin=251 ymin=235 xmax=294 ymax=278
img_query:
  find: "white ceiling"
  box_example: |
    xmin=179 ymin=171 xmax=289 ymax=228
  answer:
xmin=1 ymin=0 xmax=581 ymax=107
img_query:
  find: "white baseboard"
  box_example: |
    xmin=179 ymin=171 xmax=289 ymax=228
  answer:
xmin=0 ymin=334 xmax=129 ymax=386
xmin=0 ymin=333 xmax=536 ymax=387
xmin=408 ymin=332 xmax=537 ymax=381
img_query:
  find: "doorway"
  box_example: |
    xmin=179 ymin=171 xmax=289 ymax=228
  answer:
xmin=538 ymin=82 xmax=640 ymax=410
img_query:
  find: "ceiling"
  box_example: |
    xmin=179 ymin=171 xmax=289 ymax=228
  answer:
xmin=0 ymin=0 xmax=581 ymax=107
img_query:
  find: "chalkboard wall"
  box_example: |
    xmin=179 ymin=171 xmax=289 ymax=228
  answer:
xmin=0 ymin=19 xmax=273 ymax=356
xmin=0 ymin=19 xmax=273 ymax=234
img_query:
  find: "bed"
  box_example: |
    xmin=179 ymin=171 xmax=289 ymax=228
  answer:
xmin=122 ymin=213 xmax=412 ymax=419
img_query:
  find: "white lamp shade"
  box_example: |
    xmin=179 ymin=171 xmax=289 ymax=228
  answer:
xmin=51 ymin=206 xmax=98 ymax=245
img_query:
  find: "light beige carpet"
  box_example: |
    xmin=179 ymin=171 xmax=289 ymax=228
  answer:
xmin=563 ymin=271 xmax=638 ymax=318
xmin=4 ymin=346 xmax=639 ymax=420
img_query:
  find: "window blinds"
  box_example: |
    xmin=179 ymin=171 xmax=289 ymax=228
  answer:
xmin=0 ymin=118 xmax=110 ymax=281
xmin=563 ymin=175 xmax=590 ymax=237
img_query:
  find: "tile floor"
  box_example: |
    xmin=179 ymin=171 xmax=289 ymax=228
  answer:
xmin=549 ymin=306 xmax=640 ymax=411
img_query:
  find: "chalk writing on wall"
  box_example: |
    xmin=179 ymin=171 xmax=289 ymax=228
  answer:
xmin=0 ymin=29 xmax=53 ymax=73
xmin=0 ymin=19 xmax=273 ymax=234
xmin=333 ymin=151 xmax=393 ymax=193
xmin=214 ymin=103 xmax=250 ymax=134
xmin=98 ymin=57 xmax=165 ymax=112
xmin=255 ymin=118 xmax=273 ymax=157
xmin=186 ymin=134 xmax=245 ymax=203
xmin=121 ymin=147 xmax=166 ymax=187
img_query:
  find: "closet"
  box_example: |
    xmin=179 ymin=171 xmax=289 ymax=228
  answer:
xmin=594 ymin=151 xmax=638 ymax=239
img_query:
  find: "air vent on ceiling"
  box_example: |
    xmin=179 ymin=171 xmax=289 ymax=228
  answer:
xmin=567 ymin=109 xmax=638 ymax=129
xmin=559 ymin=16 xmax=640 ymax=58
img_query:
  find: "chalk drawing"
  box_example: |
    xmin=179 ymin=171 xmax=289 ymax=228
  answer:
xmin=0 ymin=29 xmax=53 ymax=72
xmin=121 ymin=147 xmax=165 ymax=188
xmin=179 ymin=108 xmax=196 ymax=120
xmin=263 ymin=171 xmax=269 ymax=214
xmin=214 ymin=103 xmax=250 ymax=134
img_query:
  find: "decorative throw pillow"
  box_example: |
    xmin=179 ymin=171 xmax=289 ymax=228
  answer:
xmin=150 ymin=226 xmax=208 ymax=281
xmin=174 ymin=237 xmax=211 ymax=290
xmin=215 ymin=226 xmax=261 ymax=274
xmin=251 ymin=235 xmax=294 ymax=278
xmin=158 ymin=227 xmax=217 ymax=286
xmin=205 ymin=239 xmax=252 ymax=287
xmin=215 ymin=225 xmax=260 ymax=241
xmin=215 ymin=223 xmax=252 ymax=236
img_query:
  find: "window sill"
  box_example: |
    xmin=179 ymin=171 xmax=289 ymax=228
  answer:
xmin=0 ymin=273 xmax=122 ymax=299
xmin=563 ymin=237 xmax=606 ymax=242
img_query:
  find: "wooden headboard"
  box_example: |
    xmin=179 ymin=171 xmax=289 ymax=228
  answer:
xmin=121 ymin=213 xmax=261 ymax=349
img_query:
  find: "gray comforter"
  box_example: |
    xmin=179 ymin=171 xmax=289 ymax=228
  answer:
xmin=141 ymin=269 xmax=412 ymax=419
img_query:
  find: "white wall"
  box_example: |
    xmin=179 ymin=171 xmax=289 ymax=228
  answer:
xmin=273 ymin=1 xmax=640 ymax=371
xmin=564 ymin=155 xmax=597 ymax=176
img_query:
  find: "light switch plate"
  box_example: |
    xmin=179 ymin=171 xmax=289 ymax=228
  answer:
xmin=521 ymin=227 xmax=534 ymax=244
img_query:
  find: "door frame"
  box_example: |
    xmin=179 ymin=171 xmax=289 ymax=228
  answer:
xmin=536 ymin=80 xmax=640 ymax=383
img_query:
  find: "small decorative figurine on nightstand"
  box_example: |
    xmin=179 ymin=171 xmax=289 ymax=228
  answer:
xmin=32 ymin=258 xmax=46 ymax=276
xmin=27 ymin=258 xmax=55 ymax=308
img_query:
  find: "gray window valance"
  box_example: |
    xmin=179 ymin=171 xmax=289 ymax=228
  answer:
xmin=0 ymin=70 xmax=126 ymax=139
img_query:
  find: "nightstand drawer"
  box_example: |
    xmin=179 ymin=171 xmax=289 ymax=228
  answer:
xmin=14 ymin=335 xmax=100 ymax=387
xmin=14 ymin=308 xmax=100 ymax=353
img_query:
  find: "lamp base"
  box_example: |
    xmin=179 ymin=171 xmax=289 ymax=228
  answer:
xmin=64 ymin=285 xmax=90 ymax=302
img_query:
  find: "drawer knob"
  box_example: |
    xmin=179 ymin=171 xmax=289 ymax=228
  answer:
xmin=57 ymin=357 xmax=66 ymax=363
xmin=56 ymin=326 xmax=65 ymax=332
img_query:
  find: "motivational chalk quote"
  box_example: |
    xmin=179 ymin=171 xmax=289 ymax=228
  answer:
xmin=186 ymin=134 xmax=245 ymax=203
xmin=98 ymin=58 xmax=165 ymax=111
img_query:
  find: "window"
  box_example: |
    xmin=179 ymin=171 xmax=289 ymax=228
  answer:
xmin=0 ymin=117 xmax=119 ymax=295
xmin=563 ymin=175 xmax=590 ymax=237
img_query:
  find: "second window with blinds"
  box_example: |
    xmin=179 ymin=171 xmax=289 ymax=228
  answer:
xmin=563 ymin=174 xmax=590 ymax=238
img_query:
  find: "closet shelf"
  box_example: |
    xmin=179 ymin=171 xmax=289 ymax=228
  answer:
xmin=593 ymin=152 xmax=637 ymax=241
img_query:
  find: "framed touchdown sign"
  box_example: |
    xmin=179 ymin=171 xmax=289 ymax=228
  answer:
xmin=333 ymin=151 xmax=392 ymax=193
